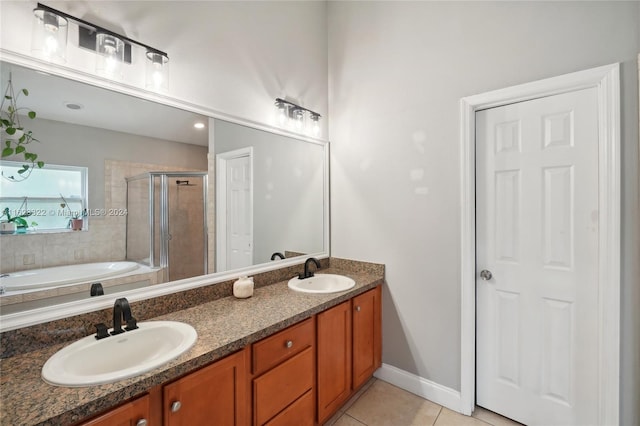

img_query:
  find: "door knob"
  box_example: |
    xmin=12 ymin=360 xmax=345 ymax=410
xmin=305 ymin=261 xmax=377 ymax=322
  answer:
xmin=480 ymin=270 xmax=493 ymax=281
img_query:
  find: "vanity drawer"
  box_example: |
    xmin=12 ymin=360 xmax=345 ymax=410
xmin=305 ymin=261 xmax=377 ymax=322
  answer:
xmin=253 ymin=347 xmax=314 ymax=425
xmin=252 ymin=317 xmax=314 ymax=375
xmin=264 ymin=389 xmax=314 ymax=426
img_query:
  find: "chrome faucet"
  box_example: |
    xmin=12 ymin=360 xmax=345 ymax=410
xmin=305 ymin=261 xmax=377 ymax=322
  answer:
xmin=110 ymin=297 xmax=138 ymax=336
xmin=299 ymin=257 xmax=321 ymax=279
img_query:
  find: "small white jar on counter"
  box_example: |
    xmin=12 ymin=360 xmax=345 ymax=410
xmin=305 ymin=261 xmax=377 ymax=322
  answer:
xmin=233 ymin=276 xmax=254 ymax=298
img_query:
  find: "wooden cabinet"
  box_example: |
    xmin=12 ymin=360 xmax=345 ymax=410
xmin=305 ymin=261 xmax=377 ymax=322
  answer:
xmin=316 ymin=300 xmax=352 ymax=424
xmin=352 ymin=286 xmax=382 ymax=389
xmin=163 ymin=348 xmax=248 ymax=426
xmin=317 ymin=287 xmax=382 ymax=424
xmin=251 ymin=317 xmax=315 ymax=426
xmin=78 ymin=286 xmax=381 ymax=426
xmin=80 ymin=395 xmax=150 ymax=426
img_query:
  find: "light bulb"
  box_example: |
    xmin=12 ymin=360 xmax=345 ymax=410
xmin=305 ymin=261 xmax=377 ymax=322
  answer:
xmin=44 ymin=35 xmax=58 ymax=55
xmin=152 ymin=69 xmax=163 ymax=87
xmin=105 ymin=56 xmax=117 ymax=74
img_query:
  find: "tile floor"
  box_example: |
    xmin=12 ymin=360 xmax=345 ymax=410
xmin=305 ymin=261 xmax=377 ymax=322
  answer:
xmin=325 ymin=378 xmax=522 ymax=426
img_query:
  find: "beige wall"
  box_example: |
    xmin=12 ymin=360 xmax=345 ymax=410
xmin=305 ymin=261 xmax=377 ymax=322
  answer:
xmin=328 ymin=1 xmax=639 ymax=422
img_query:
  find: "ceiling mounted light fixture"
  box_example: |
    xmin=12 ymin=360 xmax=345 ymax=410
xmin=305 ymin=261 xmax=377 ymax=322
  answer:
xmin=31 ymin=3 xmax=170 ymax=91
xmin=273 ymin=98 xmax=322 ymax=137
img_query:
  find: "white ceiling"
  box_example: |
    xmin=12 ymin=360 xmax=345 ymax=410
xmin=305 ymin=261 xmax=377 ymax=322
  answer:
xmin=1 ymin=61 xmax=209 ymax=147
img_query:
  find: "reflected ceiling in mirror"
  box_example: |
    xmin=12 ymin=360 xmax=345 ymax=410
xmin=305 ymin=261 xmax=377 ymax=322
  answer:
xmin=0 ymin=60 xmax=328 ymax=320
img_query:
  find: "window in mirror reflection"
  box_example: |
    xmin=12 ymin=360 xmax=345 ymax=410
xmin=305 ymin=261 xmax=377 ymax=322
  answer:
xmin=0 ymin=161 xmax=87 ymax=232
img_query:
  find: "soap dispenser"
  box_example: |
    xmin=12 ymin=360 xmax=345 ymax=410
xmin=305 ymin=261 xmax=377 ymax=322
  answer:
xmin=233 ymin=276 xmax=254 ymax=299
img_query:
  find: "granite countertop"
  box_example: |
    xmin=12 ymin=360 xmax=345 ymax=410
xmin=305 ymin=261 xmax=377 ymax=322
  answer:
xmin=0 ymin=267 xmax=383 ymax=426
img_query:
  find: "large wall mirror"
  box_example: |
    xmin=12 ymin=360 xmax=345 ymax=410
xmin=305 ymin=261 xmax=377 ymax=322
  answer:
xmin=0 ymin=59 xmax=328 ymax=327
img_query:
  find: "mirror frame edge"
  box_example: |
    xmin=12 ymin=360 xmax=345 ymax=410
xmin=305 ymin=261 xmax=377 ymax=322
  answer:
xmin=0 ymin=49 xmax=331 ymax=333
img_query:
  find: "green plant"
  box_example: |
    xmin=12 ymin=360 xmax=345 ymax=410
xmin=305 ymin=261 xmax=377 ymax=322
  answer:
xmin=1 ymin=73 xmax=44 ymax=181
xmin=0 ymin=207 xmax=32 ymax=229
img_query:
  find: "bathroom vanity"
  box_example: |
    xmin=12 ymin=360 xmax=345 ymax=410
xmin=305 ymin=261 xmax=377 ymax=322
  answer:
xmin=0 ymin=261 xmax=383 ymax=426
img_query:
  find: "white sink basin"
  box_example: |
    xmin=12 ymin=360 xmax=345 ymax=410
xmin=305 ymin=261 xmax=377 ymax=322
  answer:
xmin=42 ymin=321 xmax=197 ymax=387
xmin=288 ymin=274 xmax=356 ymax=294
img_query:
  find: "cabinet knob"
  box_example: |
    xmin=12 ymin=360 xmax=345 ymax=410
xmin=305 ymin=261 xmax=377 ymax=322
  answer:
xmin=171 ymin=401 xmax=182 ymax=413
xmin=285 ymin=340 xmax=293 ymax=348
xmin=136 ymin=420 xmax=148 ymax=426
xmin=355 ymin=305 xmax=361 ymax=312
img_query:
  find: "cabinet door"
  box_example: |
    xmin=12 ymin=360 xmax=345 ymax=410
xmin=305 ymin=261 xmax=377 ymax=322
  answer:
xmin=352 ymin=287 xmax=382 ymax=389
xmin=81 ymin=395 xmax=149 ymax=426
xmin=316 ymin=300 xmax=352 ymax=424
xmin=164 ymin=349 xmax=248 ymax=426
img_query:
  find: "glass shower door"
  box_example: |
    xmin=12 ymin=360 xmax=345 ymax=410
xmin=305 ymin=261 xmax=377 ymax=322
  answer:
xmin=166 ymin=175 xmax=207 ymax=281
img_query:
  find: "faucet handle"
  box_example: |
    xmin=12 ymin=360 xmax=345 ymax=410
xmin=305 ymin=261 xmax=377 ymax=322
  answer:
xmin=94 ymin=323 xmax=110 ymax=340
xmin=125 ymin=316 xmax=139 ymax=331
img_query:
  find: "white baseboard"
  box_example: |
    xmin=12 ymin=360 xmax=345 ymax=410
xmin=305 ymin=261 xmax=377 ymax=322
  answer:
xmin=374 ymin=363 xmax=463 ymax=414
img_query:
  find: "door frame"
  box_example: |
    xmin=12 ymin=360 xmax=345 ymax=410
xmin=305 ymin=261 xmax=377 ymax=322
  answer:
xmin=459 ymin=63 xmax=620 ymax=423
xmin=216 ymin=146 xmax=254 ymax=272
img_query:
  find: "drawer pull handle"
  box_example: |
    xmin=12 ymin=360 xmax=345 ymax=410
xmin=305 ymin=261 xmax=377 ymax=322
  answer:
xmin=285 ymin=340 xmax=293 ymax=348
xmin=136 ymin=420 xmax=148 ymax=426
xmin=171 ymin=401 xmax=182 ymax=413
xmin=355 ymin=305 xmax=361 ymax=312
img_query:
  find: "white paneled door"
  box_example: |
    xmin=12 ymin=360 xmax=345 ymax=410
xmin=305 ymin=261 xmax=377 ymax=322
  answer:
xmin=225 ymin=154 xmax=253 ymax=270
xmin=476 ymin=88 xmax=599 ymax=425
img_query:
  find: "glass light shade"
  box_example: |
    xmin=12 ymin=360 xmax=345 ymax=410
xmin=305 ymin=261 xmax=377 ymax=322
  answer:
xmin=291 ymin=107 xmax=305 ymax=131
xmin=274 ymin=100 xmax=288 ymax=126
xmin=309 ymin=114 xmax=321 ymax=137
xmin=95 ymin=33 xmax=125 ymax=79
xmin=145 ymin=51 xmax=169 ymax=92
xmin=31 ymin=9 xmax=68 ymax=63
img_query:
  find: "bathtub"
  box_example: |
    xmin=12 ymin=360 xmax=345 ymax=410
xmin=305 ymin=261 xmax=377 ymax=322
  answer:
xmin=0 ymin=261 xmax=141 ymax=291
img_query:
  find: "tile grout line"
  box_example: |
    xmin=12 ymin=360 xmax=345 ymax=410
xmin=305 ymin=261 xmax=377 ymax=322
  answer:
xmin=432 ymin=405 xmax=444 ymax=426
xmin=344 ymin=413 xmax=367 ymax=425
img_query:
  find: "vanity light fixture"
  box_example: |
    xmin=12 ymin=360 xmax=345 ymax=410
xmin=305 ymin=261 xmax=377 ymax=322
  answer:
xmin=31 ymin=3 xmax=170 ymax=91
xmin=273 ymin=98 xmax=322 ymax=137
xmin=31 ymin=6 xmax=68 ymax=63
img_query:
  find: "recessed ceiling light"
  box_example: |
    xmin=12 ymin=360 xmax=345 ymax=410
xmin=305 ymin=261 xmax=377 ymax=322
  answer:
xmin=64 ymin=102 xmax=83 ymax=110
xmin=193 ymin=122 xmax=205 ymax=129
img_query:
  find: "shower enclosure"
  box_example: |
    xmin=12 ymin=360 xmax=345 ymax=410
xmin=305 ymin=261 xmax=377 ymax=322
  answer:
xmin=126 ymin=172 xmax=208 ymax=282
